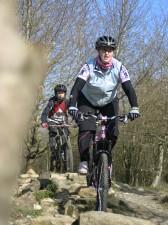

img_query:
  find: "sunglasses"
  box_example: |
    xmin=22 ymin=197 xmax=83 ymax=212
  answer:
xmin=98 ymin=47 xmax=114 ymax=52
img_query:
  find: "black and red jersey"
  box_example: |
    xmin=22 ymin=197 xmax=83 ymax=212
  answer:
xmin=41 ymin=96 xmax=68 ymax=123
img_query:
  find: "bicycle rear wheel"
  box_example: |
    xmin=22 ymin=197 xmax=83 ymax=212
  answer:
xmin=55 ymin=137 xmax=62 ymax=173
xmin=64 ymin=136 xmax=74 ymax=172
xmin=96 ymin=153 xmax=109 ymax=211
xmin=47 ymin=145 xmax=51 ymax=172
xmin=59 ymin=148 xmax=64 ymax=173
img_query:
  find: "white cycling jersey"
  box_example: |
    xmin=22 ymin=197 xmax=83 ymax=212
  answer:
xmin=77 ymin=57 xmax=130 ymax=107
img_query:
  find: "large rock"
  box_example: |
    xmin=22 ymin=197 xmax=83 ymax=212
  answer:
xmin=51 ymin=173 xmax=87 ymax=192
xmin=66 ymin=173 xmax=87 ymax=185
xmin=14 ymin=192 xmax=37 ymax=209
xmin=41 ymin=198 xmax=55 ymax=208
xmin=50 ymin=173 xmax=68 ymax=191
xmin=80 ymin=211 xmax=155 ymax=225
xmin=12 ymin=218 xmax=30 ymax=225
xmin=161 ymin=221 xmax=168 ymax=225
xmin=41 ymin=198 xmax=58 ymax=216
xmin=27 ymin=169 xmax=39 ymax=179
xmin=17 ymin=169 xmax=40 ymax=195
xmin=64 ymin=200 xmax=79 ymax=219
xmin=30 ymin=215 xmax=75 ymax=225
xmin=78 ymin=187 xmax=96 ymax=198
xmin=68 ymin=183 xmax=81 ymax=194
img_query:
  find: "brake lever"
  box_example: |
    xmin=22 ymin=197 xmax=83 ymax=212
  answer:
xmin=123 ymin=115 xmax=128 ymax=124
xmin=119 ymin=115 xmax=128 ymax=124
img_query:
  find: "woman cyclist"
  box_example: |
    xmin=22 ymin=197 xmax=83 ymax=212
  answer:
xmin=68 ymin=36 xmax=140 ymax=174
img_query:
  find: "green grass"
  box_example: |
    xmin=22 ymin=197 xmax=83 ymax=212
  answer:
xmin=34 ymin=190 xmax=53 ymax=202
xmin=10 ymin=206 xmax=42 ymax=220
xmin=34 ymin=182 xmax=58 ymax=202
xmin=146 ymin=182 xmax=168 ymax=193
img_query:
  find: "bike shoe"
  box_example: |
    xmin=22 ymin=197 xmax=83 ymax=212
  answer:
xmin=78 ymin=161 xmax=88 ymax=175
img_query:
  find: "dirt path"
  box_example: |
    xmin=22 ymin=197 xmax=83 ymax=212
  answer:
xmin=112 ymin=184 xmax=168 ymax=225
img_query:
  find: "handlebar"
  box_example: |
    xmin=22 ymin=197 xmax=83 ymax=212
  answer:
xmin=78 ymin=112 xmax=130 ymax=124
xmin=47 ymin=118 xmax=70 ymax=127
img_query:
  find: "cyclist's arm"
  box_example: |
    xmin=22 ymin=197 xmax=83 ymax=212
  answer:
xmin=69 ymin=64 xmax=89 ymax=107
xmin=41 ymin=100 xmax=54 ymax=123
xmin=122 ymin=81 xmax=138 ymax=107
xmin=64 ymin=99 xmax=70 ymax=123
xmin=69 ymin=78 xmax=86 ymax=106
xmin=119 ymin=65 xmax=138 ymax=107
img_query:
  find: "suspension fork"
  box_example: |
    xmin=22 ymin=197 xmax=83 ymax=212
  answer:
xmin=108 ymin=140 xmax=112 ymax=164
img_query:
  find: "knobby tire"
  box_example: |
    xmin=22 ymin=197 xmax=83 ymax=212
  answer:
xmin=65 ymin=136 xmax=74 ymax=172
xmin=96 ymin=153 xmax=109 ymax=211
xmin=87 ymin=139 xmax=94 ymax=186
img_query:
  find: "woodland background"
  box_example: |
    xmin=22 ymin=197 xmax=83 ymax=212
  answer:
xmin=18 ymin=0 xmax=168 ymax=189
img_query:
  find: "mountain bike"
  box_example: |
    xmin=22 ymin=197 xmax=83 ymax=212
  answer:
xmin=79 ymin=112 xmax=128 ymax=211
xmin=47 ymin=118 xmax=73 ymax=173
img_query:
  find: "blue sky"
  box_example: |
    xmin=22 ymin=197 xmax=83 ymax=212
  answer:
xmin=151 ymin=0 xmax=168 ymax=15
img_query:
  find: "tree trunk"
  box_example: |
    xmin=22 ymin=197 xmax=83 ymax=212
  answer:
xmin=25 ymin=0 xmax=32 ymax=40
xmin=152 ymin=144 xmax=164 ymax=188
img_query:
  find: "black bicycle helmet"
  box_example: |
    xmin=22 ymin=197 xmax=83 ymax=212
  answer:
xmin=54 ymin=84 xmax=67 ymax=94
xmin=95 ymin=36 xmax=116 ymax=50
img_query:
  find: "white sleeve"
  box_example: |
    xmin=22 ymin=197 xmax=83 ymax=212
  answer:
xmin=77 ymin=64 xmax=90 ymax=81
xmin=119 ymin=65 xmax=130 ymax=83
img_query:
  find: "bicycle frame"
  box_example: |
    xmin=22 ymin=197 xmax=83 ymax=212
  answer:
xmin=86 ymin=116 xmax=112 ymax=188
xmin=94 ymin=120 xmax=112 ymax=159
xmin=79 ymin=112 xmax=128 ymax=211
xmin=47 ymin=118 xmax=73 ymax=173
xmin=81 ymin=113 xmax=128 ymax=165
xmin=47 ymin=118 xmax=70 ymax=144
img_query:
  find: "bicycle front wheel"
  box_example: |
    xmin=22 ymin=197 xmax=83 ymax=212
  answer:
xmin=87 ymin=139 xmax=94 ymax=186
xmin=96 ymin=153 xmax=109 ymax=211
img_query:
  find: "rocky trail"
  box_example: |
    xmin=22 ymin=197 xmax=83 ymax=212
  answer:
xmin=10 ymin=169 xmax=168 ymax=225
xmin=110 ymin=183 xmax=168 ymax=224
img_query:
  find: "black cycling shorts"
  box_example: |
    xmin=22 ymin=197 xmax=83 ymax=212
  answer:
xmin=77 ymin=93 xmax=119 ymax=137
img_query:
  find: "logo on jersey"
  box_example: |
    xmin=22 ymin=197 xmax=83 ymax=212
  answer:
xmin=122 ymin=65 xmax=129 ymax=78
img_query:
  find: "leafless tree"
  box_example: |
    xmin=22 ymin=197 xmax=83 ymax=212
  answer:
xmin=90 ymin=0 xmax=168 ymax=186
xmin=17 ymin=0 xmax=168 ymax=184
